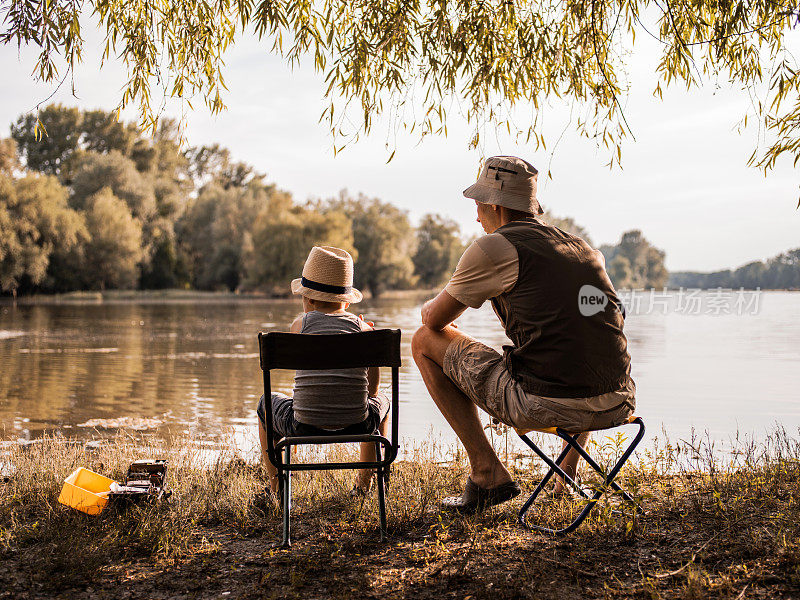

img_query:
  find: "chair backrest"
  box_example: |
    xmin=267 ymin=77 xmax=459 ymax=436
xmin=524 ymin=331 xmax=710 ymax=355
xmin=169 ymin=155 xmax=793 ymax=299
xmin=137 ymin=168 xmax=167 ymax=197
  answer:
xmin=259 ymin=329 xmax=402 ymax=371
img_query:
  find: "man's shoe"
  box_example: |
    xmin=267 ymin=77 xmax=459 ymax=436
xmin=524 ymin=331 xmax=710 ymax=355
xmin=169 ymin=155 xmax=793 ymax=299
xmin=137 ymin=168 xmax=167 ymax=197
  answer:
xmin=441 ymin=477 xmax=521 ymax=515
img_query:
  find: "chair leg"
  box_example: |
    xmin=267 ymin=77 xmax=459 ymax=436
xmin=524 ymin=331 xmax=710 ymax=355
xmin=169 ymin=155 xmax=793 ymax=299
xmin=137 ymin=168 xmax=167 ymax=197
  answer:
xmin=281 ymin=445 xmax=292 ymax=548
xmin=375 ymin=442 xmax=387 ymax=541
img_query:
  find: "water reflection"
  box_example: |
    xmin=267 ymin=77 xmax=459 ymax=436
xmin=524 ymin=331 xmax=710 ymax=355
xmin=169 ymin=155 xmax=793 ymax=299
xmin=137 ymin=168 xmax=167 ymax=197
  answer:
xmin=1 ymin=292 xmax=799 ymax=455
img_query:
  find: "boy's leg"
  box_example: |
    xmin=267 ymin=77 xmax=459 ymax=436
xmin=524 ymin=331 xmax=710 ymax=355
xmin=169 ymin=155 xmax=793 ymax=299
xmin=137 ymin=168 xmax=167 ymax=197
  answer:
xmin=258 ymin=420 xmax=280 ymax=494
xmin=355 ymin=410 xmax=389 ymax=490
xmin=257 ymin=393 xmax=293 ymax=494
xmin=552 ymin=432 xmax=590 ymax=495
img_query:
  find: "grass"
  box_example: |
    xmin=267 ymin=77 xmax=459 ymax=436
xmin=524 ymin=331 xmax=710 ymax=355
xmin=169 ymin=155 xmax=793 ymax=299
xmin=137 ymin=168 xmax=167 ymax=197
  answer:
xmin=1 ymin=428 xmax=799 ymax=599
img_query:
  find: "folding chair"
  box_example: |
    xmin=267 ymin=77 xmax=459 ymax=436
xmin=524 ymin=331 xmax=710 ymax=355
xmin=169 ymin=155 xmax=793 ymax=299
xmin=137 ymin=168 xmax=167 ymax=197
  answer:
xmin=515 ymin=415 xmax=645 ymax=535
xmin=258 ymin=329 xmax=401 ymax=548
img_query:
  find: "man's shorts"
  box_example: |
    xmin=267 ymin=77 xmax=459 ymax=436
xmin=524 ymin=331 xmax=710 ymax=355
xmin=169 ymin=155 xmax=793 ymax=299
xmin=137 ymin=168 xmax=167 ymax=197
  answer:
xmin=443 ymin=335 xmax=636 ymax=433
xmin=257 ymin=392 xmax=391 ymax=438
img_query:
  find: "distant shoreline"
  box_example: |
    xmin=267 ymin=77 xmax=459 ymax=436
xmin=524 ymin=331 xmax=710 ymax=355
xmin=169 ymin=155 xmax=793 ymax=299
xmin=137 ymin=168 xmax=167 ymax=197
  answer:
xmin=0 ymin=287 xmax=796 ymax=306
xmin=0 ymin=288 xmax=441 ymax=306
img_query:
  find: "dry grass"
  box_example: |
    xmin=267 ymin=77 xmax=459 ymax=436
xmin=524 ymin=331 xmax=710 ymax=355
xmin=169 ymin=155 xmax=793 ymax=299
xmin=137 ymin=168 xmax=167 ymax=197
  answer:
xmin=1 ymin=428 xmax=799 ymax=599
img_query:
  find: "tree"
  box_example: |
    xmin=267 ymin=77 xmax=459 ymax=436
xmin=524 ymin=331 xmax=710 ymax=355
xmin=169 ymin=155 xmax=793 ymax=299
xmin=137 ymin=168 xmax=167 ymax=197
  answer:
xmin=669 ymin=249 xmax=800 ymax=289
xmin=185 ymin=143 xmax=262 ymax=189
xmin=413 ymin=214 xmax=463 ymax=288
xmin=734 ymin=261 xmax=768 ymax=290
xmin=6 ymin=2 xmax=800 ymax=189
xmin=601 ymin=230 xmax=668 ymax=289
xmin=321 ymin=194 xmax=417 ymax=296
xmin=79 ymin=188 xmax=143 ymax=289
xmin=0 ymin=173 xmax=86 ymax=295
xmin=245 ymin=203 xmax=355 ymax=292
xmin=139 ymin=231 xmax=188 ymax=289
xmin=607 ymin=254 xmax=633 ymax=290
xmin=766 ymin=249 xmax=800 ymax=289
xmin=541 ymin=212 xmax=594 ymax=248
xmin=644 ymin=246 xmax=669 ymax=289
xmin=0 ymin=138 xmax=20 ymax=175
xmin=80 ymin=109 xmax=138 ymax=156
xmin=70 ymin=151 xmax=157 ymax=220
xmin=177 ymin=180 xmax=284 ymax=290
xmin=10 ymin=104 xmax=82 ymax=176
xmin=0 ymin=178 xmax=23 ymax=293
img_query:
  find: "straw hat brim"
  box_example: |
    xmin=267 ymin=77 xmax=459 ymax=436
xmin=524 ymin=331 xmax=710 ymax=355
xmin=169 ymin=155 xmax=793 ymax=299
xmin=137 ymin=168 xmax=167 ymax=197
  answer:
xmin=291 ymin=278 xmax=363 ymax=303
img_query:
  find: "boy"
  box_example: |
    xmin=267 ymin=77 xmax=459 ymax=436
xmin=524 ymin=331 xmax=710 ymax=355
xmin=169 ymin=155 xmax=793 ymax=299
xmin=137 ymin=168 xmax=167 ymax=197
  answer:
xmin=257 ymin=246 xmax=390 ymax=495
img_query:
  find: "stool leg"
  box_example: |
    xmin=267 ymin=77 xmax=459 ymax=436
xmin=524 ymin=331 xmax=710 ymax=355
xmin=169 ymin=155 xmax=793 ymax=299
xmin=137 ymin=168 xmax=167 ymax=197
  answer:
xmin=375 ymin=442 xmax=387 ymax=541
xmin=558 ymin=419 xmax=646 ymax=511
xmin=519 ymin=419 xmax=646 ymax=535
xmin=518 ymin=435 xmax=575 ymax=525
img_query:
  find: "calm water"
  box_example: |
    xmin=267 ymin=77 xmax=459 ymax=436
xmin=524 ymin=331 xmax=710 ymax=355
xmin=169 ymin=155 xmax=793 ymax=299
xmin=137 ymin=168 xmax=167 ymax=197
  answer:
xmin=0 ymin=291 xmax=798 ymax=456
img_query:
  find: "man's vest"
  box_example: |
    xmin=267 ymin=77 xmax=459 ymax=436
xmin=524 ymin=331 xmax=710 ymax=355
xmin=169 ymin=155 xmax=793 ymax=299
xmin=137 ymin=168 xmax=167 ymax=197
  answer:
xmin=490 ymin=219 xmax=631 ymax=398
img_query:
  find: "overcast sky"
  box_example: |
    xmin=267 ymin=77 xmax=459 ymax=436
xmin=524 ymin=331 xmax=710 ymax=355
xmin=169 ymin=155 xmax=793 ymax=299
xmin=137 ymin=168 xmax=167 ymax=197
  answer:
xmin=2 ymin=26 xmax=798 ymax=272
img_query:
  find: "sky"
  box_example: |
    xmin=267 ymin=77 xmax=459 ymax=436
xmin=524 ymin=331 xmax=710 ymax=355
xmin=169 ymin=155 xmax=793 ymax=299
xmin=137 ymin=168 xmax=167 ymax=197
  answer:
xmin=1 ymin=23 xmax=799 ymax=272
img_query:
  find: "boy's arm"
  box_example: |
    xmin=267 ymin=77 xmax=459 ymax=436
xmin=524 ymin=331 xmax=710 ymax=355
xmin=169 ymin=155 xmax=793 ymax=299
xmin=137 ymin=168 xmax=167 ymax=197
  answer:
xmin=290 ymin=315 xmax=303 ymax=333
xmin=367 ymin=366 xmax=380 ymax=397
xmin=357 ymin=315 xmax=381 ymax=396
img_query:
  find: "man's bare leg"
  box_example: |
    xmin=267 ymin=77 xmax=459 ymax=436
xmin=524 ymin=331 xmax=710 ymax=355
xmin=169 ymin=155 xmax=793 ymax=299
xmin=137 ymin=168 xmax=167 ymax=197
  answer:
xmin=553 ymin=432 xmax=590 ymax=495
xmin=355 ymin=413 xmax=389 ymax=490
xmin=258 ymin=421 xmax=280 ymax=494
xmin=411 ymin=325 xmax=512 ymax=489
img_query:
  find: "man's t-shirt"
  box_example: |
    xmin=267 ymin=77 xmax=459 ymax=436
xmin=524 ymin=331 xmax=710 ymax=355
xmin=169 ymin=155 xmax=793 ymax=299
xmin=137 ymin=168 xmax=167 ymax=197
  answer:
xmin=444 ymin=233 xmax=634 ymax=412
xmin=445 ymin=233 xmax=518 ymax=308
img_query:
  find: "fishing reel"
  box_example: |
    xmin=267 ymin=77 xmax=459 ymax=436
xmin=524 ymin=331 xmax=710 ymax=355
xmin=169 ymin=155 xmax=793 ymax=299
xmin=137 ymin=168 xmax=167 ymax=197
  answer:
xmin=108 ymin=459 xmax=171 ymax=504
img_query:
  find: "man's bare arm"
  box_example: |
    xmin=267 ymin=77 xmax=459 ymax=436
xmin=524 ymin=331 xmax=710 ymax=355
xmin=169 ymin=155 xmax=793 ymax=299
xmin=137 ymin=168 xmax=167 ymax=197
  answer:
xmin=421 ymin=290 xmax=468 ymax=331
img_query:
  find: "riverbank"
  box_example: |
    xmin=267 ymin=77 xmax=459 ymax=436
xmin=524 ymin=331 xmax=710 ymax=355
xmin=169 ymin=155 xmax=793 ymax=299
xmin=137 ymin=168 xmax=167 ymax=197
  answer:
xmin=2 ymin=287 xmax=797 ymax=306
xmin=1 ymin=431 xmax=798 ymax=599
xmin=0 ymin=288 xmax=440 ymax=306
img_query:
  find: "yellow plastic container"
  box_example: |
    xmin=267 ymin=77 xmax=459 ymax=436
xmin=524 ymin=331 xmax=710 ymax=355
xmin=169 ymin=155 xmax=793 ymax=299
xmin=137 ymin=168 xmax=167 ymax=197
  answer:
xmin=58 ymin=467 xmax=115 ymax=515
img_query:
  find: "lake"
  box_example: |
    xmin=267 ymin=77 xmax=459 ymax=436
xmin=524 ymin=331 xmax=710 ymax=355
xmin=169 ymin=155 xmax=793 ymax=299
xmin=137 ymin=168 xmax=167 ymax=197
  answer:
xmin=1 ymin=290 xmax=798 ymax=458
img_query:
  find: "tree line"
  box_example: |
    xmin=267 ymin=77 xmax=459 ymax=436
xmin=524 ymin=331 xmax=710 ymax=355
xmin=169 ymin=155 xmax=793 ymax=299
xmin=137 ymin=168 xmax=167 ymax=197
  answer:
xmin=1 ymin=105 xmax=676 ymax=298
xmin=669 ymin=250 xmax=800 ymax=290
xmin=0 ymin=104 xmax=470 ymax=298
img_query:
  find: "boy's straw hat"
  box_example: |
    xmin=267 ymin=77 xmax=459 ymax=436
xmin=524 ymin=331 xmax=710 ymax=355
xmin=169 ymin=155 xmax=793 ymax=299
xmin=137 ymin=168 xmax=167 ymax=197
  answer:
xmin=291 ymin=246 xmax=363 ymax=303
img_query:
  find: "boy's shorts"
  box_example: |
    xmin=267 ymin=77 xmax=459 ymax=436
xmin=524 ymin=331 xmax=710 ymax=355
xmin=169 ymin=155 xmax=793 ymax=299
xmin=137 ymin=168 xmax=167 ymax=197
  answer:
xmin=442 ymin=335 xmax=635 ymax=433
xmin=257 ymin=392 xmax=391 ymax=438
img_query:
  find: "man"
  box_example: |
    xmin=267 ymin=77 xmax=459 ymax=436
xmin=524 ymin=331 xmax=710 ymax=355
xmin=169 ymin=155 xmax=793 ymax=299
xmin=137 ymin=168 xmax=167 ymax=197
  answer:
xmin=411 ymin=155 xmax=635 ymax=514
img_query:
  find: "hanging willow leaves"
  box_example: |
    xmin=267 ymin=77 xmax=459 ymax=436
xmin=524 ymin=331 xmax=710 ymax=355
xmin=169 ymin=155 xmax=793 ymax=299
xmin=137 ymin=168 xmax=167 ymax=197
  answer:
xmin=2 ymin=0 xmax=800 ymax=181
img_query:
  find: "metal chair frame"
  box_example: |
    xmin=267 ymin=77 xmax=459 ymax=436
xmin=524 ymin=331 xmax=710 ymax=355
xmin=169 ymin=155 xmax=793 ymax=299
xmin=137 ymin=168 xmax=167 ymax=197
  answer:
xmin=516 ymin=416 xmax=645 ymax=535
xmin=258 ymin=329 xmax=401 ymax=548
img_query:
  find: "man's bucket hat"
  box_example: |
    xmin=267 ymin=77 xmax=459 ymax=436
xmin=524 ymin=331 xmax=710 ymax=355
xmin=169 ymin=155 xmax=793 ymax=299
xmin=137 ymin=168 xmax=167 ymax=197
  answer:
xmin=463 ymin=155 xmax=543 ymax=215
xmin=291 ymin=246 xmax=363 ymax=303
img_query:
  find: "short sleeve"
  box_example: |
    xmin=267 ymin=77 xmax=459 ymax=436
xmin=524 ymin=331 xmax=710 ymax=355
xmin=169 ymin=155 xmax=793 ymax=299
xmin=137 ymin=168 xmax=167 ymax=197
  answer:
xmin=445 ymin=234 xmax=518 ymax=308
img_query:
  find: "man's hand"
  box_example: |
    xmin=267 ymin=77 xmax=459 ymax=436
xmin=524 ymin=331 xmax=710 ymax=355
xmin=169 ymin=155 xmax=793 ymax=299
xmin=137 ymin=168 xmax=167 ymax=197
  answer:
xmin=420 ymin=290 xmax=468 ymax=331
xmin=420 ymin=300 xmax=433 ymax=325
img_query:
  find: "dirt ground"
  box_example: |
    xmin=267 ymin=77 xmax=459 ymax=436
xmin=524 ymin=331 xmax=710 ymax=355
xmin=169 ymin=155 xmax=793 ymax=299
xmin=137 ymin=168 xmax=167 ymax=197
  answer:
xmin=2 ymin=490 xmax=798 ymax=600
xmin=2 ymin=433 xmax=798 ymax=600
